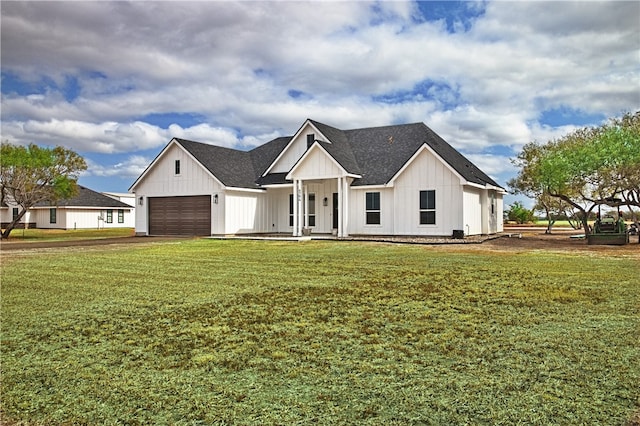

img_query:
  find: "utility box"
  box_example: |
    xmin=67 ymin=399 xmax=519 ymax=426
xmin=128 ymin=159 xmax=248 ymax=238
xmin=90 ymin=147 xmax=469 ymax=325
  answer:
xmin=452 ymin=230 xmax=464 ymax=239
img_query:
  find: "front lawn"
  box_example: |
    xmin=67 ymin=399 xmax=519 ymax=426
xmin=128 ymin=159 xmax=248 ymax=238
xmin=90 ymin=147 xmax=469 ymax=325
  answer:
xmin=1 ymin=240 xmax=638 ymax=424
xmin=0 ymin=227 xmax=134 ymax=242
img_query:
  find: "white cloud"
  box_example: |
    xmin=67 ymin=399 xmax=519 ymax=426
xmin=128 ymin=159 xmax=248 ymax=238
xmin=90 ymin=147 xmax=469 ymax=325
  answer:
xmin=85 ymin=155 xmax=151 ymax=179
xmin=1 ymin=119 xmax=166 ymax=153
xmin=166 ymin=124 xmax=240 ymax=148
xmin=1 ymin=119 xmax=249 ymax=153
xmin=1 ymin=0 xmax=638 ymax=190
xmin=427 ymin=107 xmax=533 ymax=152
xmin=465 ymin=153 xmax=517 ymax=182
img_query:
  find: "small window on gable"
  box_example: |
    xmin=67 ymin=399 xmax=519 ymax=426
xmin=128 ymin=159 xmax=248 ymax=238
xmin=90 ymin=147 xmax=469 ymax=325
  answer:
xmin=419 ymin=190 xmax=436 ymax=225
xmin=175 ymin=159 xmax=181 ymax=175
xmin=307 ymin=134 xmax=315 ymax=149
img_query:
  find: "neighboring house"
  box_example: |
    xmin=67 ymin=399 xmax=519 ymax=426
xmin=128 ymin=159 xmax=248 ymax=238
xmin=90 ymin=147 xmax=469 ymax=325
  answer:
xmin=130 ymin=119 xmax=505 ymax=237
xmin=0 ymin=186 xmax=135 ymax=230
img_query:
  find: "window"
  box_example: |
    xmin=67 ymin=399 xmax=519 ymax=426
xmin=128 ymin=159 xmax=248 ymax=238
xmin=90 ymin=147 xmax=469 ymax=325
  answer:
xmin=307 ymin=133 xmax=315 ymax=149
xmin=106 ymin=209 xmax=113 ymax=223
xmin=175 ymin=159 xmax=181 ymax=175
xmin=308 ymin=193 xmax=316 ymax=227
xmin=365 ymin=192 xmax=381 ymax=225
xmin=290 ymin=193 xmax=317 ymax=227
xmin=12 ymin=208 xmax=19 ymax=221
xmin=49 ymin=208 xmax=57 ymax=224
xmin=419 ymin=190 xmax=436 ymax=225
xmin=118 ymin=209 xmax=124 ymax=223
xmin=289 ymin=194 xmax=294 ymax=226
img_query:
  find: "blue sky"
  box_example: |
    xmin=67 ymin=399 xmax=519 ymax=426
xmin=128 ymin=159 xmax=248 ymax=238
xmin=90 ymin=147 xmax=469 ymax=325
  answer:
xmin=1 ymin=1 xmax=639 ymax=208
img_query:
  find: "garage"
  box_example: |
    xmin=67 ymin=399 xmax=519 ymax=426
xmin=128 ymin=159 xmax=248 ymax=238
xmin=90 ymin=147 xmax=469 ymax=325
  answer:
xmin=148 ymin=195 xmax=211 ymax=236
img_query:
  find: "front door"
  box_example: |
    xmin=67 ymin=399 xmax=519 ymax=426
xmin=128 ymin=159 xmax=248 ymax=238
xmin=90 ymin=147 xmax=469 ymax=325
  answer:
xmin=332 ymin=192 xmax=338 ymax=229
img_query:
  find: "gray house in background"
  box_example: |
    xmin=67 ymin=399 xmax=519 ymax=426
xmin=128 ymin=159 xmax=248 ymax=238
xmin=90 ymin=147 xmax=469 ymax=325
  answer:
xmin=130 ymin=119 xmax=505 ymax=237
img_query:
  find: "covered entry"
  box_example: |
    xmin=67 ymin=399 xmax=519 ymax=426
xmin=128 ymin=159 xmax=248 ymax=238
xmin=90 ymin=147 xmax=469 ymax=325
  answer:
xmin=148 ymin=195 xmax=211 ymax=236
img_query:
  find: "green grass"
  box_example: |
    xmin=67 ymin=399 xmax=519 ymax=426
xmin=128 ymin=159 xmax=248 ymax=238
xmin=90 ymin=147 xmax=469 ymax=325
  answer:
xmin=1 ymin=240 xmax=639 ymax=425
xmin=532 ymin=220 xmax=574 ymax=227
xmin=1 ymin=227 xmax=134 ymax=242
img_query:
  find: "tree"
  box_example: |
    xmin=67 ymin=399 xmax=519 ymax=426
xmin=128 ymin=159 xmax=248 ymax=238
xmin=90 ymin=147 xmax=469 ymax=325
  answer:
xmin=509 ymin=111 xmax=640 ymax=235
xmin=0 ymin=143 xmax=87 ymax=239
xmin=533 ymin=194 xmax=583 ymax=233
xmin=506 ymin=201 xmax=535 ymax=224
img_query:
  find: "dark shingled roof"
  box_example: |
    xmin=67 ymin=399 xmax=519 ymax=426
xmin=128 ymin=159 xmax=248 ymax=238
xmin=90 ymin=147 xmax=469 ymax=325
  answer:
xmin=344 ymin=122 xmax=501 ymax=187
xmin=37 ymin=186 xmax=132 ymax=208
xmin=250 ymin=136 xmax=292 ymax=177
xmin=176 ymin=138 xmax=261 ymax=189
xmin=172 ymin=120 xmax=503 ymax=190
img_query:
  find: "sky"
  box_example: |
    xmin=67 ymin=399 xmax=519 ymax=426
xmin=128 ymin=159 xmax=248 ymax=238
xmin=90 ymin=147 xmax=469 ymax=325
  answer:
xmin=1 ymin=1 xmax=639 ymax=208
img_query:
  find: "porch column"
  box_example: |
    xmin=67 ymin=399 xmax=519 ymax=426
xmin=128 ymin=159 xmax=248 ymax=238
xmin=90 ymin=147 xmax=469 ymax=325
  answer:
xmin=342 ymin=177 xmax=349 ymax=237
xmin=304 ymin=184 xmax=309 ymax=229
xmin=337 ymin=177 xmax=343 ymax=237
xmin=293 ymin=178 xmax=299 ymax=236
xmin=297 ymin=179 xmax=304 ymax=236
xmin=293 ymin=179 xmax=298 ymax=237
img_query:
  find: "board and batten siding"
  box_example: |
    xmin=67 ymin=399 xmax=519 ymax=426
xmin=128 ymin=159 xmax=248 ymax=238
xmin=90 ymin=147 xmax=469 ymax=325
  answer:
xmin=134 ymin=144 xmax=224 ymax=235
xmin=463 ymin=187 xmax=483 ymax=236
xmin=494 ymin=193 xmax=504 ymax=233
xmin=224 ymin=190 xmax=273 ymax=234
xmin=390 ymin=148 xmax=464 ymax=236
xmin=348 ymin=187 xmax=394 ymax=235
xmin=291 ymin=146 xmax=344 ymax=179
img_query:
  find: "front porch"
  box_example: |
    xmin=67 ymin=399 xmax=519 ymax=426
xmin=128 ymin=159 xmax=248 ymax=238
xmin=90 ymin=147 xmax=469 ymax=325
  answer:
xmin=289 ymin=176 xmax=352 ymax=238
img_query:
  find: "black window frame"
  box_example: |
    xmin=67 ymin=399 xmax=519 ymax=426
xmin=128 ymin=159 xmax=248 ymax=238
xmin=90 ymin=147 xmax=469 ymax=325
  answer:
xmin=106 ymin=209 xmax=113 ymax=223
xmin=175 ymin=159 xmax=181 ymax=175
xmin=419 ymin=190 xmax=436 ymax=225
xmin=289 ymin=194 xmax=294 ymax=227
xmin=118 ymin=209 xmax=124 ymax=223
xmin=365 ymin=192 xmax=381 ymax=225
xmin=49 ymin=208 xmax=57 ymax=224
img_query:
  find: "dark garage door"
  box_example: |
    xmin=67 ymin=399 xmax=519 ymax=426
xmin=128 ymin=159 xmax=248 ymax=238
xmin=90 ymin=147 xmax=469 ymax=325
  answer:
xmin=148 ymin=195 xmax=211 ymax=236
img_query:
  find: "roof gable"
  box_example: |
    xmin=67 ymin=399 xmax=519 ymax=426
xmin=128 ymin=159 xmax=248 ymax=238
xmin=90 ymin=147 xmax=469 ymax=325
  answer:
xmin=263 ymin=120 xmax=323 ymax=175
xmin=286 ymin=143 xmax=355 ymax=180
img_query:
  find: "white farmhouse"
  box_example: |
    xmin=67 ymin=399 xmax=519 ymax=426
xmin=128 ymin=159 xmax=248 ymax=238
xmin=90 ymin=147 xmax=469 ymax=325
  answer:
xmin=130 ymin=119 xmax=505 ymax=237
xmin=1 ymin=186 xmax=135 ymax=230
